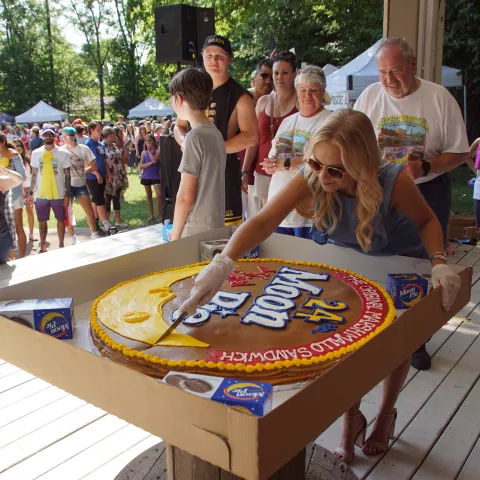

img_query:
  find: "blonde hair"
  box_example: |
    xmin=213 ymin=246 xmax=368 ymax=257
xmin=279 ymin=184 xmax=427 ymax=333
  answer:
xmin=304 ymin=109 xmax=383 ymax=252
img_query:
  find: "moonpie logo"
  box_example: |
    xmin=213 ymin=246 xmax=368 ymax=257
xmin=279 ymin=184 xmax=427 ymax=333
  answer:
xmin=224 ymin=382 xmax=265 ymax=401
xmin=39 ymin=312 xmax=70 ymax=338
xmin=399 ymin=284 xmax=424 ymax=307
xmin=394 ymin=274 xmax=418 ymax=281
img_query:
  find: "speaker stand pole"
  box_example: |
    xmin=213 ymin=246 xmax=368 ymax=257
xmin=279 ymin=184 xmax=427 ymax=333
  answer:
xmin=176 ymin=61 xmax=181 ymax=73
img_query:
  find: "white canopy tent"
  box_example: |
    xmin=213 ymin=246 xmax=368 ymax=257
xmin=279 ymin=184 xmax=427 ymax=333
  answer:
xmin=322 ymin=63 xmax=338 ymax=77
xmin=128 ymin=97 xmax=174 ymax=119
xmin=15 ymin=101 xmax=68 ymax=124
xmin=326 ymin=39 xmax=464 ymax=101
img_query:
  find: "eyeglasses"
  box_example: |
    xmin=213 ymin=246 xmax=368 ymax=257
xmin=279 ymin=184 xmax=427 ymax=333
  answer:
xmin=307 ymin=158 xmax=345 ymax=180
xmin=258 ymin=72 xmax=273 ymax=80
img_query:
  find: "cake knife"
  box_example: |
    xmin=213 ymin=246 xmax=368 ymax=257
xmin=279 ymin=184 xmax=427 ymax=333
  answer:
xmin=154 ymin=311 xmax=188 ymax=344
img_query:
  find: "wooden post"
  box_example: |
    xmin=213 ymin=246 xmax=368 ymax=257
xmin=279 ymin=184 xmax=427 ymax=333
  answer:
xmin=383 ymin=0 xmax=446 ymax=83
xmin=166 ymin=443 xmax=305 ymax=480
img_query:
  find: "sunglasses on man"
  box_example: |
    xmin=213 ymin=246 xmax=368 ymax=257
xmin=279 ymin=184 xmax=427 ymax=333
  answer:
xmin=257 ymin=72 xmax=273 ymax=80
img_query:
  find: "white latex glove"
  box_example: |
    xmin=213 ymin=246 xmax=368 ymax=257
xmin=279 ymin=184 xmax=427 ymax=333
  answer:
xmin=431 ymin=264 xmax=462 ymax=311
xmin=178 ymin=254 xmax=236 ymax=314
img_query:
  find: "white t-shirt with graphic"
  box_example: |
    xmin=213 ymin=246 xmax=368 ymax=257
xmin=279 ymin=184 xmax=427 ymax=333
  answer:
xmin=59 ymin=144 xmax=95 ymax=187
xmin=354 ymin=78 xmax=469 ymax=184
xmin=268 ymin=109 xmax=331 ymax=228
xmin=31 ymin=146 xmax=72 ymax=199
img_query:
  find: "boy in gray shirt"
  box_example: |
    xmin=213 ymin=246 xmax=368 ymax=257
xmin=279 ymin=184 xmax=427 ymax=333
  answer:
xmin=169 ymin=68 xmax=226 ymax=239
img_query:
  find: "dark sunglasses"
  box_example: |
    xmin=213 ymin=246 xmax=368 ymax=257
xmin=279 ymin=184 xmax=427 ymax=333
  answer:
xmin=307 ymin=158 xmax=345 ymax=180
xmin=258 ymin=72 xmax=273 ymax=80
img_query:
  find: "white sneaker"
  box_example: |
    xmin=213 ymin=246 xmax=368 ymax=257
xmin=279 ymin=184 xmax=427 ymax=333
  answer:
xmin=115 ymin=222 xmax=130 ymax=229
xmin=90 ymin=232 xmax=101 ymax=240
xmin=71 ymin=235 xmax=78 ymax=245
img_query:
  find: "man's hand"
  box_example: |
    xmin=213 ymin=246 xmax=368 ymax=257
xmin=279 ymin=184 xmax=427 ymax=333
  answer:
xmin=404 ymin=158 xmax=423 ymax=180
xmin=63 ymin=196 xmax=70 ymax=207
xmin=241 ymin=174 xmax=249 ymax=195
xmin=261 ymin=157 xmax=277 ymax=175
xmin=28 ymin=193 xmax=34 ymax=206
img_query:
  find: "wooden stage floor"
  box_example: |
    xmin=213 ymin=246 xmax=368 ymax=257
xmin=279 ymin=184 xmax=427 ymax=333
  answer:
xmin=0 ymin=242 xmax=478 ymax=479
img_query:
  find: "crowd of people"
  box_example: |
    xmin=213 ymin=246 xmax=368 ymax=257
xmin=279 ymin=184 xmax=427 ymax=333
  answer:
xmin=0 ymin=116 xmax=176 ymax=257
xmin=164 ymin=34 xmax=468 ymax=466
xmin=0 ymin=31 xmax=473 ymax=466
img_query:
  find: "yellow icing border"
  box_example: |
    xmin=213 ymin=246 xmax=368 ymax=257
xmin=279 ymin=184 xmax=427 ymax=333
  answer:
xmin=91 ymin=259 xmax=396 ymax=373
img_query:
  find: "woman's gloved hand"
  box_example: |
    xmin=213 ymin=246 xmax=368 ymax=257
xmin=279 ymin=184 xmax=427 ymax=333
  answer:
xmin=178 ymin=254 xmax=236 ymax=315
xmin=431 ymin=264 xmax=462 ymax=310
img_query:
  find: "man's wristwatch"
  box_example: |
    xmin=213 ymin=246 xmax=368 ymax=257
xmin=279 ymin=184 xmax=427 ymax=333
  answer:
xmin=28 ymin=191 xmax=34 ymax=196
xmin=240 ymin=171 xmax=248 ymax=178
xmin=421 ymin=160 xmax=431 ymax=177
xmin=284 ymin=157 xmax=291 ymax=171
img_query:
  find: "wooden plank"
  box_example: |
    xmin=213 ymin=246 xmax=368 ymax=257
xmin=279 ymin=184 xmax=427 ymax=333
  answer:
xmin=457 ymin=246 xmax=480 ymax=267
xmin=33 ymin=423 xmax=151 ymax=480
xmin=448 ymin=245 xmax=474 ymax=265
xmin=81 ymin=435 xmax=161 ymax=480
xmin=0 ymin=370 xmax=35 ymax=394
xmin=412 ymin=378 xmax=480 ymax=479
xmin=0 ymin=363 xmax=20 ymax=379
xmin=0 ymin=377 xmax=51 ymax=410
xmin=457 ymin=436 xmax=480 ymax=480
xmin=0 ymin=403 xmax=105 ymax=473
xmin=365 ymin=333 xmax=480 ymax=479
xmin=337 ymin=320 xmax=480 ymax=479
xmin=0 ymin=394 xmax=87 ymax=449
xmin=0 ymin=386 xmax=69 ymax=429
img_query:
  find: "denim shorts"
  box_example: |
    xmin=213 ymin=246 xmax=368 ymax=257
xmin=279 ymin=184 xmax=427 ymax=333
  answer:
xmin=71 ymin=185 xmax=90 ymax=198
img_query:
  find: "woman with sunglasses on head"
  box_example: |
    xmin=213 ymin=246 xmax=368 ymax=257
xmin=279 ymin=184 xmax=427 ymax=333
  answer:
xmin=13 ymin=140 xmax=36 ymax=243
xmin=0 ymin=133 xmax=27 ymax=258
xmin=263 ymin=64 xmax=331 ymax=239
xmin=177 ymin=109 xmax=462 ymax=465
xmin=242 ymin=54 xmax=297 ymax=211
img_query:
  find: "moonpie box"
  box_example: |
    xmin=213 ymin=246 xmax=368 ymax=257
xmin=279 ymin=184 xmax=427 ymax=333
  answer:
xmin=200 ymin=240 xmax=260 ymax=261
xmin=163 ymin=372 xmax=272 ymax=416
xmin=0 ymin=298 xmax=74 ymax=339
xmin=386 ymin=274 xmax=429 ymax=309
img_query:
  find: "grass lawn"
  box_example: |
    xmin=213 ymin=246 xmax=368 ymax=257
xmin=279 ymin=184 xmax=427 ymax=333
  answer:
xmin=450 ymin=164 xmax=475 ymax=216
xmin=23 ymin=172 xmax=155 ymax=230
xmin=22 ymin=165 xmax=475 ymax=230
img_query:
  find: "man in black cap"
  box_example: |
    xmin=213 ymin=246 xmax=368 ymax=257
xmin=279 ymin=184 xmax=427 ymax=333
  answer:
xmin=174 ymin=35 xmax=258 ymax=226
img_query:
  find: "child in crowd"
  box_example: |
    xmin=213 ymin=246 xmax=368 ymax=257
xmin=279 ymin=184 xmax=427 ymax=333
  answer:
xmin=169 ymin=68 xmax=226 ymax=240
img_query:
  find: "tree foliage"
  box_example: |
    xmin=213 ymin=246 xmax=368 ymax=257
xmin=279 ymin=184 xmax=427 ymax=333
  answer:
xmin=0 ymin=0 xmax=478 ymax=140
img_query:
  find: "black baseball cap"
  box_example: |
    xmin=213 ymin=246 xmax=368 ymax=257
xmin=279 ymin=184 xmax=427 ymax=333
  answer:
xmin=202 ymin=35 xmax=232 ymax=56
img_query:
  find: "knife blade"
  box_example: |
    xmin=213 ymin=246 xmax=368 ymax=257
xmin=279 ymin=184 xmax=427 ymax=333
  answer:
xmin=153 ymin=311 xmax=188 ymax=345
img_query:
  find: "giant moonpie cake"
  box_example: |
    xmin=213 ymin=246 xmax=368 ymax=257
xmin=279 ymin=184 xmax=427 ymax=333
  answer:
xmin=91 ymin=259 xmax=395 ymax=384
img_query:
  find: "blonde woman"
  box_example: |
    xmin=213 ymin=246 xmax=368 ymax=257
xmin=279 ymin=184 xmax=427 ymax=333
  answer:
xmin=177 ymin=109 xmax=462 ymax=464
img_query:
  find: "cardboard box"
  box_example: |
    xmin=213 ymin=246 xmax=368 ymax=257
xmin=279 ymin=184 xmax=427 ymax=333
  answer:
xmin=163 ymin=372 xmax=273 ymax=417
xmin=447 ymin=215 xmax=476 ymax=240
xmin=0 ymin=298 xmax=74 ymax=339
xmin=386 ymin=273 xmax=428 ymax=309
xmin=0 ymin=229 xmax=471 ymax=479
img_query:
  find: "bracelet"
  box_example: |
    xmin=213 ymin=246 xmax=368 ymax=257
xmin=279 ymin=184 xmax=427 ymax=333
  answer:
xmin=429 ymin=252 xmax=447 ymax=262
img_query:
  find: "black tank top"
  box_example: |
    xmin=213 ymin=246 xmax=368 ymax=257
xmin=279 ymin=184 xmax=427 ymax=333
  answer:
xmin=206 ymin=77 xmax=248 ymax=225
xmin=207 ymin=77 xmax=247 ymax=141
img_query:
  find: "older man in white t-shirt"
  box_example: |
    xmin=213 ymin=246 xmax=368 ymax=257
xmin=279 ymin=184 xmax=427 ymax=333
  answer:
xmin=354 ymin=37 xmax=470 ymax=371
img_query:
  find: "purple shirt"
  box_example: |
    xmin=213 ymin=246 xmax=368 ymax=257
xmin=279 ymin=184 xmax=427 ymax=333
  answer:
xmin=141 ymin=150 xmax=160 ymax=180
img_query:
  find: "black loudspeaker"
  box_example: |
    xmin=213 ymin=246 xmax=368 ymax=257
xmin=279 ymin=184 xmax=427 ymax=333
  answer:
xmin=155 ymin=5 xmax=215 ymax=65
xmin=158 ymin=134 xmax=182 ymax=222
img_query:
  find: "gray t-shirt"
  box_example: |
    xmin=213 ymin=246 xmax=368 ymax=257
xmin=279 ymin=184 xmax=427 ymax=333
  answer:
xmin=178 ymin=124 xmax=226 ymax=237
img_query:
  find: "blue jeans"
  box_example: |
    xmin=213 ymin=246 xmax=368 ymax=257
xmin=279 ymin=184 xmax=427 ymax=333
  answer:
xmin=0 ymin=229 xmax=12 ymax=264
xmin=275 ymin=226 xmax=312 ymax=239
xmin=417 ymin=173 xmax=451 ymax=248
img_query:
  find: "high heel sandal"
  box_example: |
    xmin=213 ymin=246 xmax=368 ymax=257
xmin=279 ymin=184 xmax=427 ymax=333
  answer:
xmin=333 ymin=411 xmax=367 ymax=465
xmin=362 ymin=408 xmax=397 ymax=456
